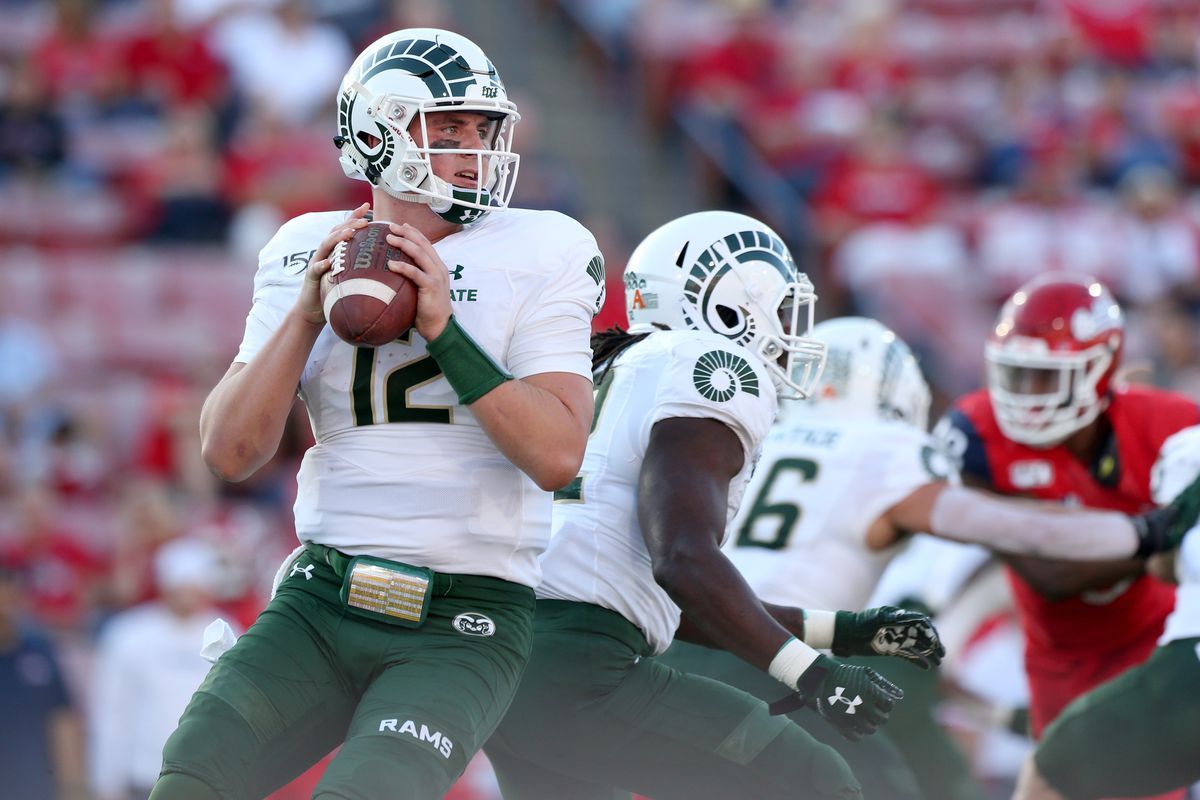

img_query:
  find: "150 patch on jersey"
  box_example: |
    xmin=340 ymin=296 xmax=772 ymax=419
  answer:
xmin=694 ymin=350 xmax=759 ymax=402
xmin=282 ymin=249 xmax=316 ymax=275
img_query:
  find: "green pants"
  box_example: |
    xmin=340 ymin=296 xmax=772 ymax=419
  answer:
xmin=153 ymin=545 xmax=535 ymax=800
xmin=485 ymin=600 xmax=862 ymax=800
xmin=1036 ymin=637 xmax=1200 ymax=799
xmin=660 ymin=640 xmax=924 ymax=800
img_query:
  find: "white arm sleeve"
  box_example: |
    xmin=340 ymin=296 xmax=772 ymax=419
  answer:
xmin=928 ymin=485 xmax=1139 ymax=560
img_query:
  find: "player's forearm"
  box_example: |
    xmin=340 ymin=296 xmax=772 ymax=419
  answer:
xmin=1001 ymin=552 xmax=1146 ymax=601
xmin=761 ymin=601 xmax=810 ymax=639
xmin=926 ymin=485 xmax=1142 ymax=560
xmin=200 ymin=309 xmax=322 ymax=481
xmin=468 ymin=376 xmax=589 ymax=492
xmin=653 ymin=542 xmax=793 ymax=672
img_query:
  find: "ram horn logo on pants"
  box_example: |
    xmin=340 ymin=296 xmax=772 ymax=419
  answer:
xmin=453 ymin=612 xmax=496 ymax=636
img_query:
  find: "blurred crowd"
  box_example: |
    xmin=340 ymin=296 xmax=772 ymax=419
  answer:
xmin=4 ymin=0 xmax=1200 ymax=798
xmin=0 ymin=0 xmax=505 ymax=797
xmin=569 ymin=0 xmax=1200 ymax=406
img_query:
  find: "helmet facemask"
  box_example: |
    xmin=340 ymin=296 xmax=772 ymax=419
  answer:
xmin=771 ymin=285 xmax=827 ymax=399
xmin=985 ymin=339 xmax=1114 ymax=447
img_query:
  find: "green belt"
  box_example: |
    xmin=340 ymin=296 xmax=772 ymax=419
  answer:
xmin=305 ymin=542 xmax=455 ymax=596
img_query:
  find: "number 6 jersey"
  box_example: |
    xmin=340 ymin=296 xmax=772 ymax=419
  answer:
xmin=235 ymin=208 xmax=605 ymax=587
xmin=725 ymin=411 xmax=955 ymax=613
xmin=536 ymin=330 xmax=778 ymax=654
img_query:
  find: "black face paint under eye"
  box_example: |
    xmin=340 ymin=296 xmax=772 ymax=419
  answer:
xmin=428 ymin=138 xmax=461 ymax=150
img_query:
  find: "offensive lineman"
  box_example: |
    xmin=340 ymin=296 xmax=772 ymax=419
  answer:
xmin=151 ymin=30 xmax=605 ymax=800
xmin=660 ymin=316 xmax=1198 ymax=799
xmin=485 ymin=212 xmax=944 ymax=800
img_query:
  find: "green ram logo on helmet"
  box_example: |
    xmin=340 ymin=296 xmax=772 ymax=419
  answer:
xmin=680 ymin=230 xmax=795 ymax=349
xmin=358 ymin=38 xmax=502 ymax=98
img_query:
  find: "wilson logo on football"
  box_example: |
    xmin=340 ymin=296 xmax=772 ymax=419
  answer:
xmin=453 ymin=612 xmax=496 ymax=637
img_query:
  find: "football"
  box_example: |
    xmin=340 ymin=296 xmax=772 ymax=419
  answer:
xmin=321 ymin=221 xmax=418 ymax=347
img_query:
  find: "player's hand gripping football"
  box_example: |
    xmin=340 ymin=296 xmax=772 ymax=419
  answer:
xmin=786 ymin=655 xmax=904 ymax=742
xmin=296 ymin=203 xmax=371 ymax=327
xmin=386 ymin=223 xmax=454 ymax=342
xmin=831 ymin=605 xmax=945 ymax=670
xmin=1132 ymin=471 xmax=1200 ymax=556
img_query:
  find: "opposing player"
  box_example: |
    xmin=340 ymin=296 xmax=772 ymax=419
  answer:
xmin=660 ymin=316 xmax=1199 ymax=800
xmin=1017 ymin=427 xmax=1200 ymax=800
xmin=936 ymin=274 xmax=1200 ymax=797
xmin=484 ymin=211 xmax=945 ymax=800
xmin=150 ymin=29 xmax=605 ymax=800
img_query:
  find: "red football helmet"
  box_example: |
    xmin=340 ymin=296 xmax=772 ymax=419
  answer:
xmin=985 ymin=274 xmax=1124 ymax=447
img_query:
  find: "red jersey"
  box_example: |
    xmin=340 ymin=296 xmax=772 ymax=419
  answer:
xmin=941 ymin=385 xmax=1199 ymax=736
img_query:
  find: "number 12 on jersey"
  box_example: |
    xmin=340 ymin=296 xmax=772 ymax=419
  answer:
xmin=351 ymin=338 xmax=454 ymax=426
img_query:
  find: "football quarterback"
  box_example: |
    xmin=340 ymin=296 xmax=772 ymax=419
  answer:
xmin=152 ymin=28 xmax=604 ymax=800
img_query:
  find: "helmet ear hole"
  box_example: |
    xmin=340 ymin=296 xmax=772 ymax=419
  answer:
xmin=356 ymin=131 xmax=381 ymax=149
xmin=716 ymin=304 xmax=740 ymax=328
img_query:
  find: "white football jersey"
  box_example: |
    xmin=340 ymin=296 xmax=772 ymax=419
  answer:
xmin=236 ymin=208 xmax=605 ymax=587
xmin=536 ymin=330 xmax=778 ymax=654
xmin=726 ymin=413 xmax=957 ymax=612
xmin=1150 ymin=425 xmax=1200 ymax=644
xmin=1160 ymin=527 xmax=1200 ymax=644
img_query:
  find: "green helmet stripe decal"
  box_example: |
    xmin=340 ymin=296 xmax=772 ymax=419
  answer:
xmin=358 ymin=38 xmax=500 ymax=99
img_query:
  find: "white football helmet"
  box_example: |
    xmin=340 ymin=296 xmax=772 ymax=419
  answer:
xmin=335 ymin=29 xmax=520 ymax=224
xmin=795 ymin=317 xmax=931 ymax=430
xmin=624 ymin=211 xmax=826 ymax=399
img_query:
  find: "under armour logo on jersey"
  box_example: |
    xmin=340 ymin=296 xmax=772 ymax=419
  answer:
xmin=827 ymin=687 xmax=863 ymax=714
xmin=448 ymin=264 xmax=465 ymax=281
xmin=291 ymin=562 xmax=315 ymax=581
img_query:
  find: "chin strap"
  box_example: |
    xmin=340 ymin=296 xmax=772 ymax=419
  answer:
xmin=427 ymin=178 xmax=492 ymax=224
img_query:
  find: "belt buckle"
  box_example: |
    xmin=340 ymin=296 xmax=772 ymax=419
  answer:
xmin=339 ymin=556 xmax=433 ymax=628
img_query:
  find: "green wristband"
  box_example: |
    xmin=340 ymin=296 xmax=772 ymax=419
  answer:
xmin=426 ymin=315 xmax=513 ymax=405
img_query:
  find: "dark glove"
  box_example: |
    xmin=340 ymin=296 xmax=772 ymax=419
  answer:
xmin=1132 ymin=472 xmax=1200 ymax=557
xmin=785 ymin=654 xmax=904 ymax=742
xmin=832 ymin=605 xmax=945 ymax=669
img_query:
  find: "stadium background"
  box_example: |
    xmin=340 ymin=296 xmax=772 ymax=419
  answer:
xmin=1 ymin=0 xmax=1198 ymax=798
